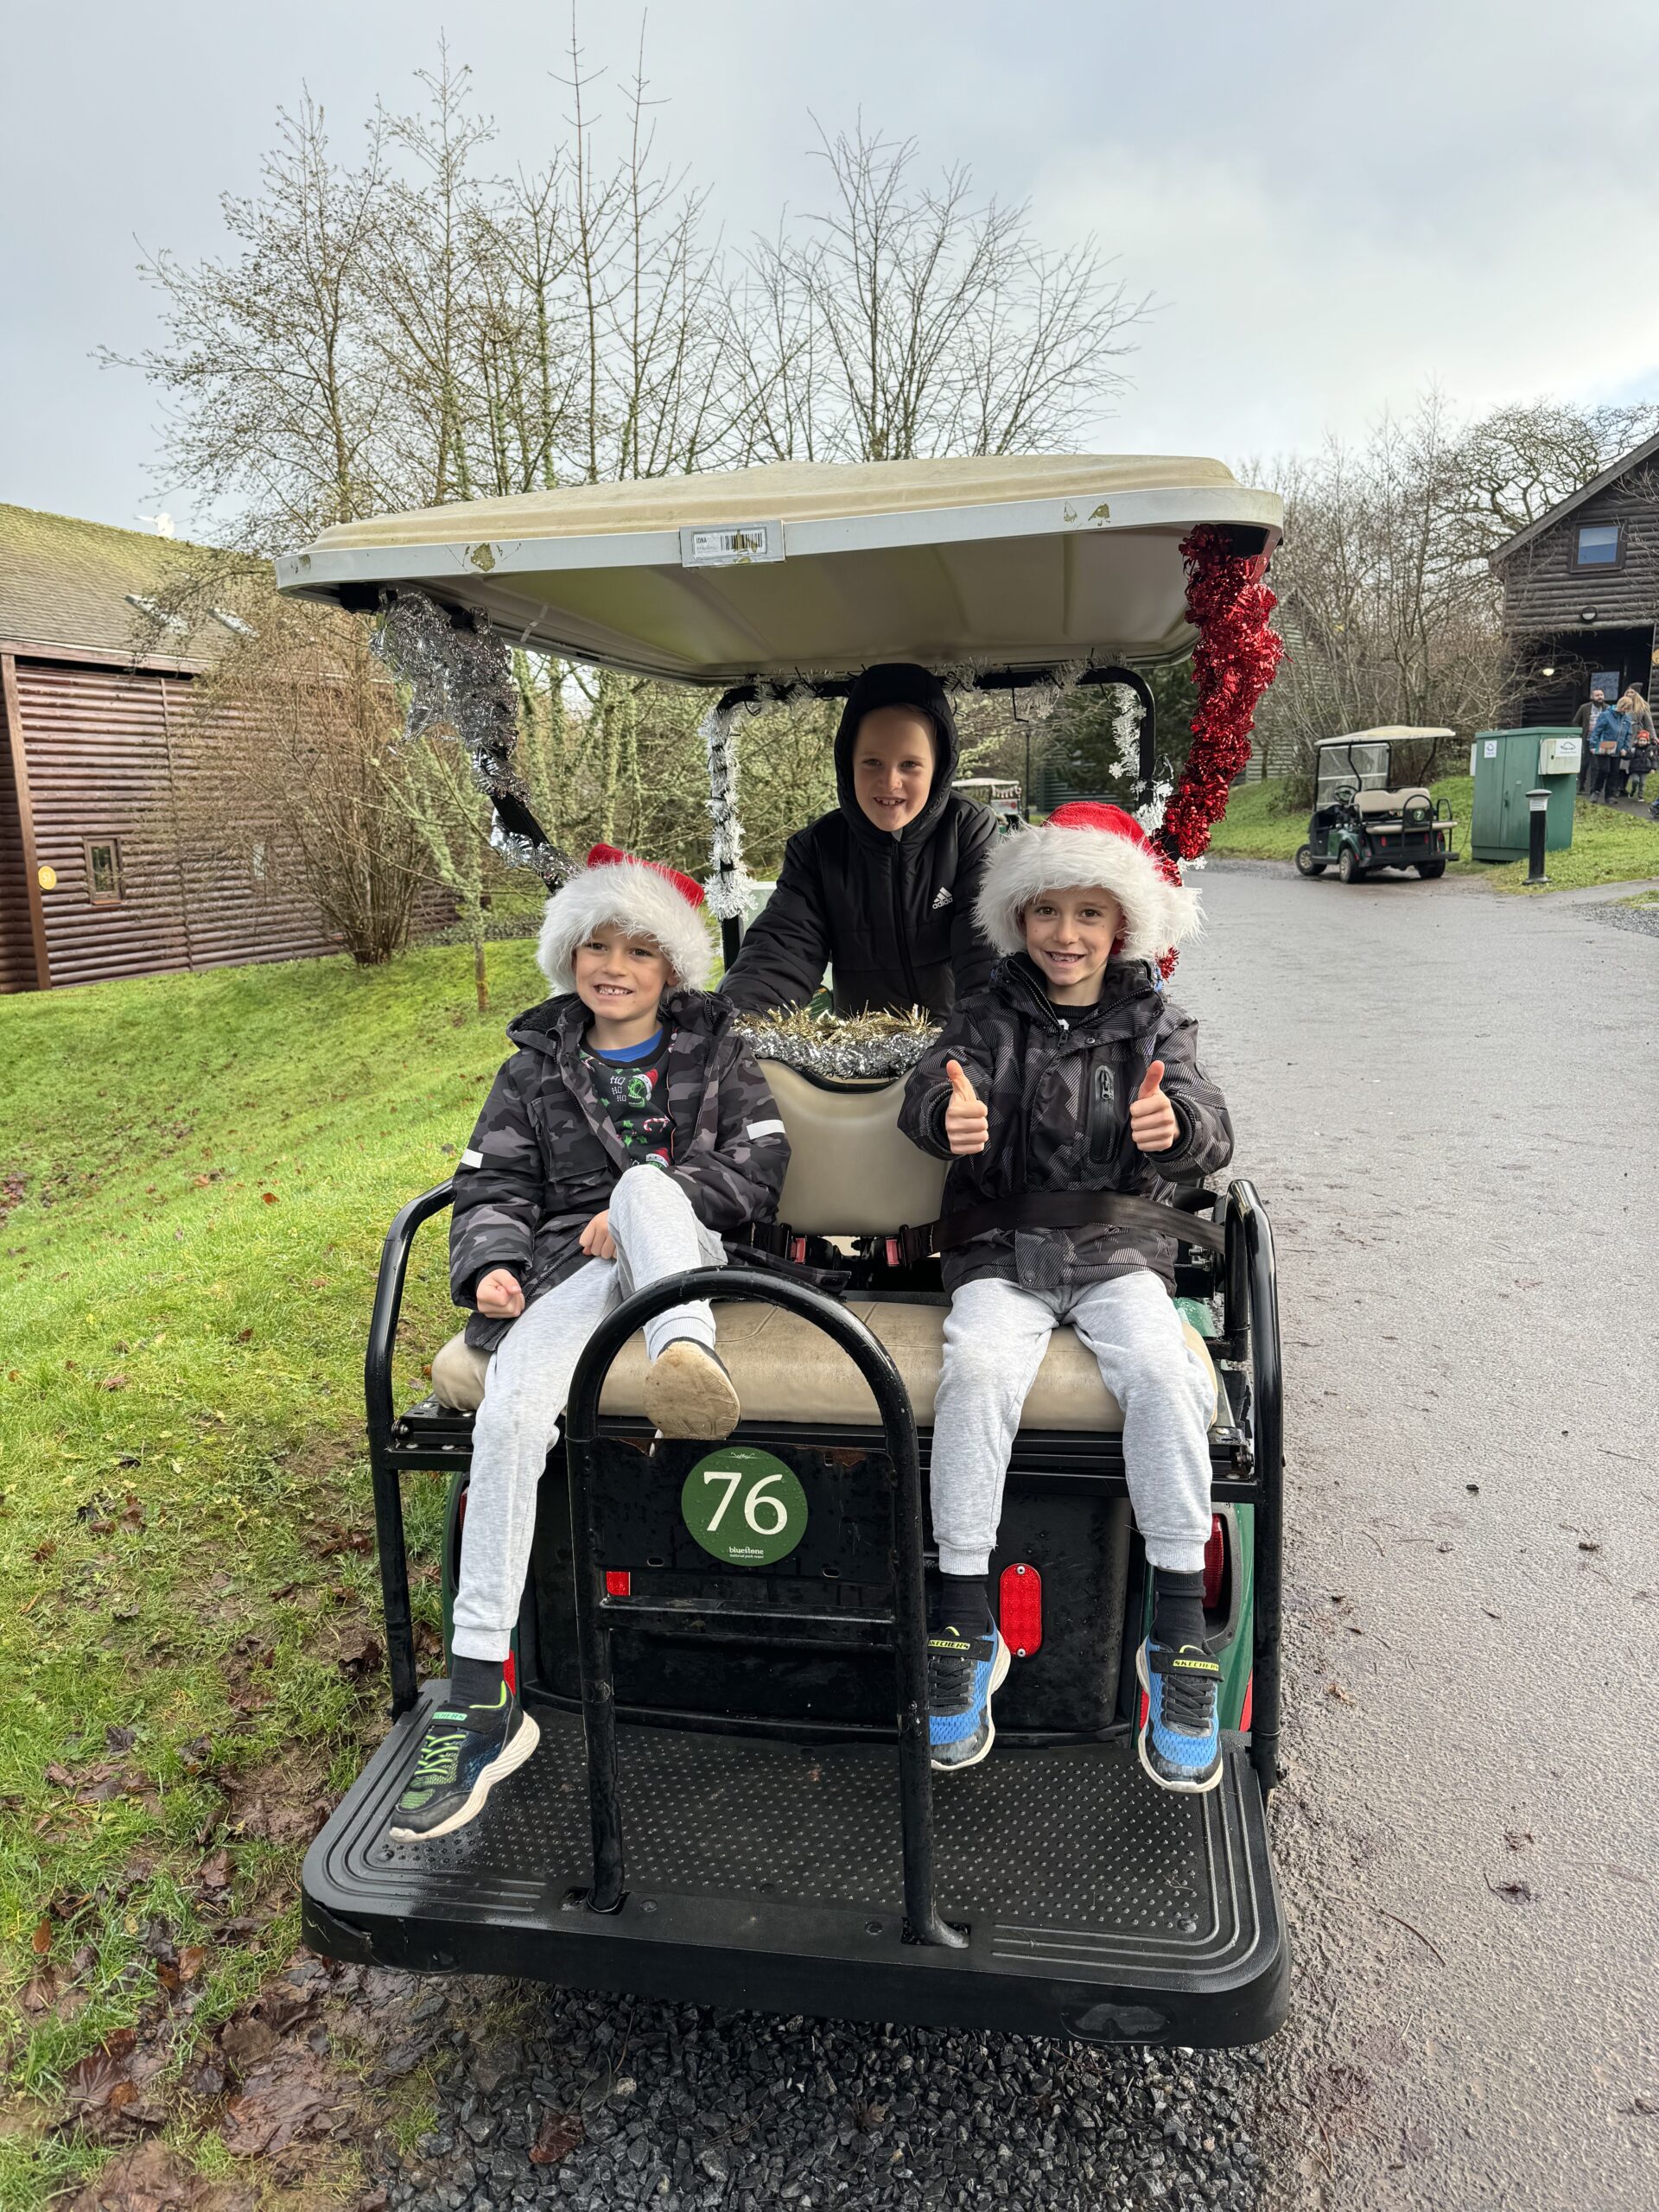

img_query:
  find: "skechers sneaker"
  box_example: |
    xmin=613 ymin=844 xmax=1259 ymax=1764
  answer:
xmin=385 ymin=1682 xmax=540 ymax=1841
xmin=926 ymin=1612 xmax=1010 ymax=1772
xmin=642 ymin=1338 xmax=741 ymax=1440
xmin=1136 ymin=1637 xmax=1223 ymax=1794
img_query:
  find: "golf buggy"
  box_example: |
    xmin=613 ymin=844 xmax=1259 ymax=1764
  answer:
xmin=950 ymin=775 xmax=1025 ymax=828
xmin=276 ymin=454 xmax=1289 ymax=2048
xmin=1295 ymin=727 xmax=1458 ymax=882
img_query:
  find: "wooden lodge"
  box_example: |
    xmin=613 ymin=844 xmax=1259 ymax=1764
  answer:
xmin=0 ymin=505 xmax=341 ymax=993
xmin=1490 ymin=433 xmax=1659 ymax=723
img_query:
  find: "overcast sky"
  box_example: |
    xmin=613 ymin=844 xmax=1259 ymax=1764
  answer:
xmin=4 ymin=0 xmax=1656 ymax=540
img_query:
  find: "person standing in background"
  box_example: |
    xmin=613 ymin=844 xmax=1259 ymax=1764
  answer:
xmin=1618 ymin=689 xmax=1654 ymax=798
xmin=1589 ymin=696 xmax=1631 ymax=802
xmin=1572 ymin=688 xmax=1605 ymax=793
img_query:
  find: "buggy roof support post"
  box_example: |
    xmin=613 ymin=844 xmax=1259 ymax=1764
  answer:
xmin=365 ymin=1180 xmax=457 ymax=1718
xmin=563 ymin=1266 xmax=966 ymax=1948
xmin=710 ymin=683 xmax=759 ymax=972
xmin=1224 ymin=1181 xmax=1282 ymax=1799
xmin=1077 ymin=665 xmax=1157 ymax=819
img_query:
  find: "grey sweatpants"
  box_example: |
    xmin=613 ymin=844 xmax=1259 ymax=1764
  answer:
xmin=930 ymin=1269 xmax=1215 ymax=1580
xmin=451 ymin=1165 xmax=726 ymax=1662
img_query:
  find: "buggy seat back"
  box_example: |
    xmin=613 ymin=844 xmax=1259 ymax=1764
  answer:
xmin=767 ymin=1062 xmax=948 ymax=1236
xmin=1353 ymin=785 xmax=1432 ymax=817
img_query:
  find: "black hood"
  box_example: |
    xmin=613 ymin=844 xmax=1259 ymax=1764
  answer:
xmin=505 ymin=987 xmax=733 ymax=1058
xmin=833 ymin=662 xmax=962 ymax=850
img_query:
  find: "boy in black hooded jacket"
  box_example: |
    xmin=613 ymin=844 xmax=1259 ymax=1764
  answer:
xmin=720 ymin=662 xmax=997 ymax=1019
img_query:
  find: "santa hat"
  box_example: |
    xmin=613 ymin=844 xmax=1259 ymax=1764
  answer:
xmin=975 ymin=802 xmax=1200 ymax=965
xmin=537 ymin=843 xmax=713 ymax=993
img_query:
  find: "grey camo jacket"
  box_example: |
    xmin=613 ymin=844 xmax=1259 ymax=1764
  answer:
xmin=899 ymin=953 xmax=1234 ymax=1297
xmin=451 ymin=990 xmax=790 ymax=1350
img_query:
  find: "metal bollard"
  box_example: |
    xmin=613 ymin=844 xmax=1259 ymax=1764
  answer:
xmin=1524 ymin=789 xmax=1549 ymax=887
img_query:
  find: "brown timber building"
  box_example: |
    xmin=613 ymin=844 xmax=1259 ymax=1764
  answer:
xmin=0 ymin=505 xmax=340 ymax=993
xmin=1490 ymin=432 xmax=1659 ymax=724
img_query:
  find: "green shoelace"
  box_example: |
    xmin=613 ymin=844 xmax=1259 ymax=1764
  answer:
xmin=411 ymin=1726 xmax=467 ymax=1790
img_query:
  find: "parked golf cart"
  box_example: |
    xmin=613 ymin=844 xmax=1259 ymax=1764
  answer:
xmin=951 ymin=775 xmax=1024 ymax=828
xmin=1295 ymin=727 xmax=1458 ymax=882
xmin=276 ymin=454 xmax=1289 ymax=2048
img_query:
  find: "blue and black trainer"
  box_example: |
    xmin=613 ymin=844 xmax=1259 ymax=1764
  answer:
xmin=385 ymin=1682 xmax=540 ymax=1841
xmin=926 ymin=1609 xmax=1010 ymax=1772
xmin=1136 ymin=1637 xmax=1223 ymax=1794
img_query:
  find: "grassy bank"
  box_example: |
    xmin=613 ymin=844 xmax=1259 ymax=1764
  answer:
xmin=1207 ymin=772 xmax=1659 ymax=891
xmin=0 ymin=938 xmax=550 ymax=2203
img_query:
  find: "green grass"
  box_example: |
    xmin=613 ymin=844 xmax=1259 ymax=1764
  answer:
xmin=1208 ymin=772 xmax=1659 ymax=891
xmin=0 ymin=938 xmax=550 ymax=2193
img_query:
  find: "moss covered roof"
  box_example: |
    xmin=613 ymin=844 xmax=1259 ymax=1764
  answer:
xmin=0 ymin=503 xmax=207 ymax=659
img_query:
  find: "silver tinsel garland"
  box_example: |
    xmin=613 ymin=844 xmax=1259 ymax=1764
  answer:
xmin=701 ymin=679 xmax=816 ymax=919
xmin=733 ymin=1007 xmax=940 ymax=1082
xmin=371 ymin=587 xmax=576 ymax=889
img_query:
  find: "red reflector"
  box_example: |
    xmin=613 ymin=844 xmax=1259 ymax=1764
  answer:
xmin=605 ymin=1569 xmax=632 ymax=1597
xmin=503 ymin=1649 xmax=517 ymax=1694
xmin=1240 ymin=1671 xmax=1253 ymax=1732
xmin=997 ymin=1563 xmax=1042 ymax=1657
xmin=1202 ymin=1516 xmax=1225 ymax=1610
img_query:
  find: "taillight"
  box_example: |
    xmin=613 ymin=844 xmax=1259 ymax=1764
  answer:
xmin=998 ymin=1562 xmax=1043 ymax=1656
xmin=604 ymin=1569 xmax=632 ymax=1597
xmin=1202 ymin=1516 xmax=1225 ymax=1610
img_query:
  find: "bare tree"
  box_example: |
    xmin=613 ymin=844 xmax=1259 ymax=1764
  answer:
xmin=735 ymin=122 xmax=1147 ymax=461
xmin=1440 ymin=398 xmax=1659 ymax=563
xmin=1250 ymin=396 xmax=1515 ymax=796
xmin=137 ymin=554 xmax=431 ymax=963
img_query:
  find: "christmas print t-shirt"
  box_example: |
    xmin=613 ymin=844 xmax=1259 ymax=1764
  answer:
xmin=582 ymin=1027 xmax=675 ymax=1169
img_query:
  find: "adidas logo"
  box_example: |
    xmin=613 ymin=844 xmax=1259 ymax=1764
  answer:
xmin=931 ymin=887 xmax=954 ymax=910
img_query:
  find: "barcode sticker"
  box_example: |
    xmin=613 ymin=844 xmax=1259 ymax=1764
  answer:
xmin=680 ymin=521 xmax=785 ymax=568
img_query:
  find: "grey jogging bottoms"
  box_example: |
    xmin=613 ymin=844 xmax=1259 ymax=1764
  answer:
xmin=929 ymin=1269 xmax=1215 ymax=1580
xmin=450 ymin=1164 xmax=726 ymax=1662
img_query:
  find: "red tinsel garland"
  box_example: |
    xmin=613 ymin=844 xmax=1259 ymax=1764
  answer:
xmin=1152 ymin=525 xmax=1287 ymax=974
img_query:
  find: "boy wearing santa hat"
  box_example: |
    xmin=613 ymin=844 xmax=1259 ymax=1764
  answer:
xmin=387 ymin=846 xmax=791 ymax=1842
xmin=900 ymin=803 xmax=1233 ymax=1792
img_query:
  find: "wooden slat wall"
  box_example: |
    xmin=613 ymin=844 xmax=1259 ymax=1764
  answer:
xmin=0 ymin=671 xmax=39 ymax=991
xmin=1500 ymin=480 xmax=1659 ymax=635
xmin=15 ymin=658 xmax=343 ymax=991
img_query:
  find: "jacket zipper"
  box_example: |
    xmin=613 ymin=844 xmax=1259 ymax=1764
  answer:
xmin=890 ymin=842 xmax=920 ymax=1008
xmin=1086 ymin=1058 xmax=1119 ymax=1165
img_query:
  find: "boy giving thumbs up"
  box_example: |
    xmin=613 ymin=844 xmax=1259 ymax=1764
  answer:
xmin=899 ymin=804 xmax=1234 ymax=1792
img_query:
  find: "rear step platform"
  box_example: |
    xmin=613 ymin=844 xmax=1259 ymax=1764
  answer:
xmin=304 ymin=1687 xmax=1286 ymax=2047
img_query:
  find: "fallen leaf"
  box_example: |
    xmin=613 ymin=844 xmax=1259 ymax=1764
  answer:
xmin=1504 ymin=1829 xmax=1534 ymax=1851
xmin=1325 ymin=1681 xmax=1356 ymax=1706
xmin=197 ymin=1848 xmax=233 ymax=1892
xmin=219 ymin=2016 xmax=277 ymax=2071
xmin=1486 ymin=1875 xmax=1534 ymax=1904
xmin=32 ymin=1917 xmax=52 ymax=1955
xmin=21 ymin=1967 xmax=60 ymax=2015
xmin=101 ymin=1374 xmax=130 ymax=1391
xmin=529 ymin=2111 xmax=586 ymax=2166
xmin=32 ymin=1539 xmax=58 ymax=1562
xmin=260 ymin=1193 xmax=278 ymax=1205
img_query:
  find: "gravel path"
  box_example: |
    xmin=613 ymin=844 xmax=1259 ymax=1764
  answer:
xmin=371 ymin=1988 xmax=1268 ymax=2211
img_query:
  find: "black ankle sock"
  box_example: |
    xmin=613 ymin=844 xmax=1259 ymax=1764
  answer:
xmin=450 ymin=1655 xmax=506 ymax=1709
xmin=938 ymin=1573 xmax=992 ymax=1632
xmin=1152 ymin=1570 xmax=1207 ymax=1649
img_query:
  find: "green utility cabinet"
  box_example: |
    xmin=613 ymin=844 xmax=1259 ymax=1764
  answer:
xmin=1470 ymin=728 xmax=1579 ymax=861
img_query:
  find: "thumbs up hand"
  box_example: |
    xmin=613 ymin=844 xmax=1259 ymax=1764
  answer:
xmin=944 ymin=1058 xmax=990 ymax=1156
xmin=1128 ymin=1058 xmax=1179 ymax=1154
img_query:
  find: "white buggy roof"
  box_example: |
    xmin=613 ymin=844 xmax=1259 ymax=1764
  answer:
xmin=273 ymin=454 xmax=1282 ymax=685
xmin=1317 ymin=727 xmax=1455 ymax=747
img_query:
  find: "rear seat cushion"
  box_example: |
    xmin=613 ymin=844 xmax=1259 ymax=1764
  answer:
xmin=429 ymin=1300 xmax=1218 ymax=1433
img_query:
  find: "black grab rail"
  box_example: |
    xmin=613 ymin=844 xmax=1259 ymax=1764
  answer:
xmin=1223 ymin=1180 xmax=1283 ymax=1801
xmin=365 ymin=1179 xmax=456 ymax=1717
xmin=562 ymin=1266 xmax=966 ymax=1950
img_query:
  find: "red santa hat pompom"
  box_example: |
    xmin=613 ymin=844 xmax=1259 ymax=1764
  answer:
xmin=975 ymin=801 xmax=1200 ymax=966
xmin=537 ymin=842 xmax=713 ymax=992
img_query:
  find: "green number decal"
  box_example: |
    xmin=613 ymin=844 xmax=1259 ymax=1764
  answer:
xmin=681 ymin=1446 xmax=808 ymax=1567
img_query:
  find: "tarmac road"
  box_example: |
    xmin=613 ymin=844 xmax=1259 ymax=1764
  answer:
xmin=1178 ymin=862 xmax=1659 ymax=2211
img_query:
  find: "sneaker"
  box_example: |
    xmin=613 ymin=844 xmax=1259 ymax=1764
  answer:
xmin=926 ymin=1611 xmax=1010 ymax=1772
xmin=643 ymin=1338 xmax=741 ymax=1440
xmin=1135 ymin=1637 xmax=1223 ymax=1794
xmin=385 ymin=1683 xmax=540 ymax=1841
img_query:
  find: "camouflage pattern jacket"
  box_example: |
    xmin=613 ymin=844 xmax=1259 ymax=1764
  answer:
xmin=451 ymin=990 xmax=790 ymax=1349
xmin=899 ymin=953 xmax=1234 ymax=1297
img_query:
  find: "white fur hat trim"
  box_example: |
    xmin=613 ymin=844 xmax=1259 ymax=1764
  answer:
xmin=975 ymin=809 xmax=1201 ymax=963
xmin=537 ymin=854 xmax=713 ymax=992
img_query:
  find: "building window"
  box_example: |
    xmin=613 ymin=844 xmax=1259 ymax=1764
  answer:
xmin=83 ymin=839 xmax=124 ymax=906
xmin=1573 ymin=522 xmax=1622 ymax=569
